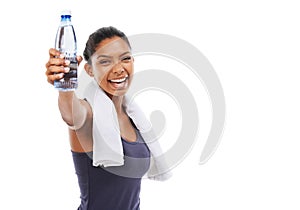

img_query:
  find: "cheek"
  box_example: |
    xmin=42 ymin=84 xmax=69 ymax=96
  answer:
xmin=93 ymin=68 xmax=109 ymax=83
xmin=125 ymin=63 xmax=134 ymax=74
xmin=98 ymin=75 xmax=109 ymax=91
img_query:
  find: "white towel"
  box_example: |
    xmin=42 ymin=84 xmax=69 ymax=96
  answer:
xmin=83 ymin=79 xmax=172 ymax=181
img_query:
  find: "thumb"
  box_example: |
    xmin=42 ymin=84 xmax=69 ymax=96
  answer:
xmin=77 ymin=55 xmax=83 ymax=65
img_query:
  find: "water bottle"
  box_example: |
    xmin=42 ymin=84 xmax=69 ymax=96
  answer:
xmin=54 ymin=10 xmax=78 ymax=91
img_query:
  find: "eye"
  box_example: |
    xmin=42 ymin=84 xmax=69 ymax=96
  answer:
xmin=121 ymin=56 xmax=132 ymax=62
xmin=99 ymin=59 xmax=111 ymax=65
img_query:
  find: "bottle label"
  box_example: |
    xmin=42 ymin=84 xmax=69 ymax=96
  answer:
xmin=54 ymin=51 xmax=78 ymax=91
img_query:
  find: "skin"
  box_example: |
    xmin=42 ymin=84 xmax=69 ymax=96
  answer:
xmin=45 ymin=36 xmax=136 ymax=152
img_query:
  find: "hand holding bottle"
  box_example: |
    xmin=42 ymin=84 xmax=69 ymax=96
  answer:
xmin=45 ymin=48 xmax=83 ymax=86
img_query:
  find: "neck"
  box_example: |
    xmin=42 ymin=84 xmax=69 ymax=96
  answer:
xmin=111 ymin=95 xmax=124 ymax=114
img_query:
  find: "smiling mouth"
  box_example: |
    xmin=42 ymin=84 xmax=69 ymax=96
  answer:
xmin=109 ymin=75 xmax=129 ymax=83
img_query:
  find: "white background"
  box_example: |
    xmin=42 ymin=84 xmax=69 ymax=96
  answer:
xmin=1 ymin=0 xmax=300 ymax=209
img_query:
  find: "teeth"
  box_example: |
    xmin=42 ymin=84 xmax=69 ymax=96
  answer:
xmin=110 ymin=76 xmax=128 ymax=83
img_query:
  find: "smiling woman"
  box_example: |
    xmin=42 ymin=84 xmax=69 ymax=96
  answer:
xmin=45 ymin=26 xmax=171 ymax=210
xmin=84 ymin=35 xmax=134 ymax=97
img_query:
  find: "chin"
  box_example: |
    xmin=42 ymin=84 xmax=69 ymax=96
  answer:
xmin=101 ymin=87 xmax=129 ymax=98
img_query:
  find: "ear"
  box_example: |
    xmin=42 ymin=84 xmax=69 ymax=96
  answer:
xmin=84 ymin=63 xmax=94 ymax=77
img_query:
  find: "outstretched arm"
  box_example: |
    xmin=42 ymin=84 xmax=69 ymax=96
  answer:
xmin=45 ymin=48 xmax=91 ymax=129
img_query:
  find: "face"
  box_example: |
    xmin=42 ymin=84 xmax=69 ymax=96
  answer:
xmin=85 ymin=36 xmax=134 ymax=97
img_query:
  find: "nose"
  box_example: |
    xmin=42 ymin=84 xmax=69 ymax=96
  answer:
xmin=112 ymin=62 xmax=125 ymax=74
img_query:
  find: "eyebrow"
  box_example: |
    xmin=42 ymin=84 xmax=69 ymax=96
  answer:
xmin=96 ymin=51 xmax=131 ymax=59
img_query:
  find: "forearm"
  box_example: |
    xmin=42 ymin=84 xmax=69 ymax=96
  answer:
xmin=58 ymin=91 xmax=87 ymax=129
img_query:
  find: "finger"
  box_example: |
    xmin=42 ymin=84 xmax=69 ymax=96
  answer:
xmin=46 ymin=57 xmax=70 ymax=68
xmin=47 ymin=76 xmax=54 ymax=85
xmin=49 ymin=48 xmax=60 ymax=59
xmin=46 ymin=66 xmax=70 ymax=76
xmin=49 ymin=48 xmax=61 ymax=58
xmin=45 ymin=58 xmax=64 ymax=68
xmin=47 ymin=73 xmax=64 ymax=85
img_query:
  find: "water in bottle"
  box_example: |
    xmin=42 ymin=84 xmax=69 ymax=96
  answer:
xmin=54 ymin=10 xmax=78 ymax=91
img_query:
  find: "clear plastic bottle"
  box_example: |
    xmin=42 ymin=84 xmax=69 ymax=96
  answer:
xmin=54 ymin=10 xmax=78 ymax=91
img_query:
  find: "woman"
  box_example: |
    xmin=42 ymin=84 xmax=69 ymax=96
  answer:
xmin=45 ymin=26 xmax=170 ymax=210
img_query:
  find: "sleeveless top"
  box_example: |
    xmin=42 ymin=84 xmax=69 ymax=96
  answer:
xmin=72 ymin=128 xmax=150 ymax=210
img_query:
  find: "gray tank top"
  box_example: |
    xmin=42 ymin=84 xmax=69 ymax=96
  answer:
xmin=72 ymin=128 xmax=150 ymax=210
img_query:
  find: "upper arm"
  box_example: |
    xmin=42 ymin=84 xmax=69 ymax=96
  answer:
xmin=68 ymin=99 xmax=93 ymax=152
xmin=68 ymin=98 xmax=93 ymax=130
